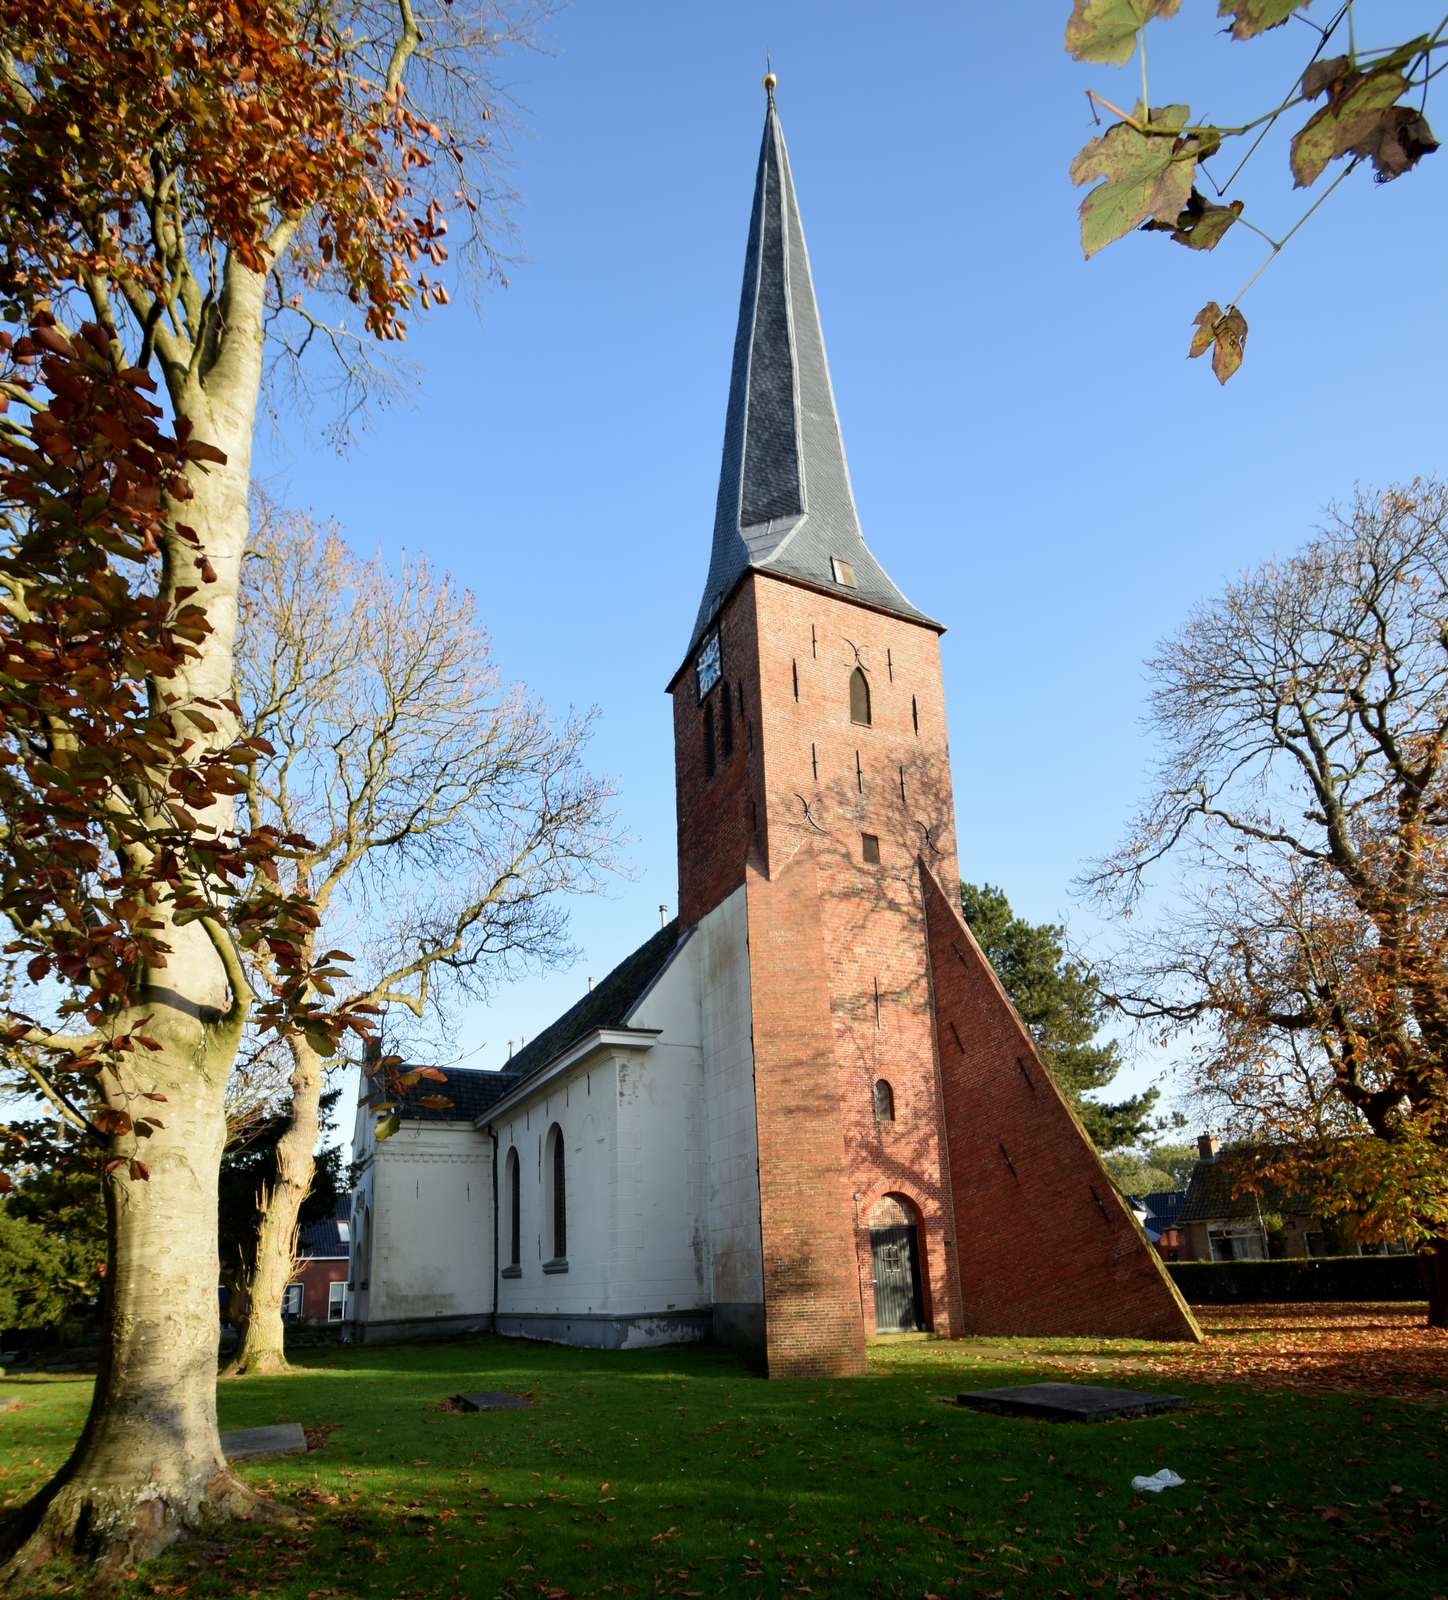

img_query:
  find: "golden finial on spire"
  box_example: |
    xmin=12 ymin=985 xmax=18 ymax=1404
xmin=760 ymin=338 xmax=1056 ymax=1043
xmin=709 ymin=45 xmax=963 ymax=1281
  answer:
xmin=763 ymin=71 xmax=776 ymax=90
xmin=764 ymin=49 xmax=775 ymax=92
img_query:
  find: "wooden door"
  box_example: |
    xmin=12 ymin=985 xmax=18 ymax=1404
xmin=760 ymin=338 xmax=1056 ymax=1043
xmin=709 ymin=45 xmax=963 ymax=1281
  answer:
xmin=870 ymin=1224 xmax=924 ymax=1333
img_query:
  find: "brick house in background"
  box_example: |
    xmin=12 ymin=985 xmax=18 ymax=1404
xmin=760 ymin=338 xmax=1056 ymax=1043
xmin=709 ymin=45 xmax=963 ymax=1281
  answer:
xmin=347 ymin=83 xmax=1201 ymax=1371
xmin=1174 ymin=1135 xmax=1413 ymax=1261
xmin=282 ymin=1196 xmax=351 ymax=1326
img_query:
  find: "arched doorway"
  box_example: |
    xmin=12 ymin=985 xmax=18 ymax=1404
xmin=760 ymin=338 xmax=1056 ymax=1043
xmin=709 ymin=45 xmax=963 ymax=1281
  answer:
xmin=869 ymin=1195 xmax=925 ymax=1333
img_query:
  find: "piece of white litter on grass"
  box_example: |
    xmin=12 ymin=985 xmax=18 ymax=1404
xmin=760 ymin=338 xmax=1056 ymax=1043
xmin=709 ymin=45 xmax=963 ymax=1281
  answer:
xmin=1131 ymin=1469 xmax=1185 ymax=1493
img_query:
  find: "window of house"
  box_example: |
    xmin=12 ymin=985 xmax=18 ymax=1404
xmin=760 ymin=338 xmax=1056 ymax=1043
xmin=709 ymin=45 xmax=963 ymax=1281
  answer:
xmin=873 ymin=1079 xmax=895 ymax=1121
xmin=861 ymin=832 xmax=880 ymax=864
xmin=282 ymin=1282 xmax=304 ymax=1322
xmin=1208 ymin=1226 xmax=1265 ymax=1262
xmin=831 ymin=557 xmax=857 ymax=588
xmin=544 ymin=1124 xmax=567 ymax=1267
xmin=850 ymin=667 xmax=871 ymax=726
xmin=327 ymin=1281 xmax=346 ymax=1322
xmin=508 ymin=1147 xmax=521 ymax=1267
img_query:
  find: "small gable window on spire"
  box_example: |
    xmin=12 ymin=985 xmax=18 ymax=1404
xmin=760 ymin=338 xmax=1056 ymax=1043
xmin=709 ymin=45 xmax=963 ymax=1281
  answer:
xmin=850 ymin=667 xmax=871 ymax=726
xmin=831 ymin=557 xmax=857 ymax=589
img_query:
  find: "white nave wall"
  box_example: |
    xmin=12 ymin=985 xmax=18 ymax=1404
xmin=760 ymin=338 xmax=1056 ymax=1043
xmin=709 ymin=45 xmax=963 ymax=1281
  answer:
xmin=348 ymin=884 xmax=764 ymax=1351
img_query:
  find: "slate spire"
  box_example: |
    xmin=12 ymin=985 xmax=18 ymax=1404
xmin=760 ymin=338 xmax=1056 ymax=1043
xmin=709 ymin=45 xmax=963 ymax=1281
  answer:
xmin=690 ymin=82 xmax=934 ymax=650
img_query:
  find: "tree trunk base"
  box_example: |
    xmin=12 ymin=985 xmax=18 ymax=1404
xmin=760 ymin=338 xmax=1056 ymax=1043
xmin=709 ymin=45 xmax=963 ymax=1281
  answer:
xmin=1421 ymin=1240 xmax=1448 ymax=1328
xmin=0 ymin=1465 xmax=296 ymax=1590
xmin=224 ymin=1343 xmax=291 ymax=1378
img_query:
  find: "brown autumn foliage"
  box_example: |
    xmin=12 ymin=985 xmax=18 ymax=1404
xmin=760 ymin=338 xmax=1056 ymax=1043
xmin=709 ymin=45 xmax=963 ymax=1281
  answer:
xmin=0 ymin=0 xmax=532 ymax=1578
xmin=1084 ymin=484 xmax=1448 ymax=1323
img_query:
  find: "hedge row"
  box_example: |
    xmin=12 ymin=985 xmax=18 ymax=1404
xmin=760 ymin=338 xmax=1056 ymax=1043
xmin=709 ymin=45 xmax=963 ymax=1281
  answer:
xmin=1167 ymin=1254 xmax=1425 ymax=1302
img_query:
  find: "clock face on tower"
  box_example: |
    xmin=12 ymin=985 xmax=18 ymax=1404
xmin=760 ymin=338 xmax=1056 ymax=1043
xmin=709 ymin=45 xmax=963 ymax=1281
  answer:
xmin=694 ymin=630 xmax=722 ymax=703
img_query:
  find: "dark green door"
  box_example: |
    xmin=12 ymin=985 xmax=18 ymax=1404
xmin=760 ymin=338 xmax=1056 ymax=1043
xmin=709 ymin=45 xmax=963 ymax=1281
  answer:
xmin=870 ymin=1224 xmax=925 ymax=1333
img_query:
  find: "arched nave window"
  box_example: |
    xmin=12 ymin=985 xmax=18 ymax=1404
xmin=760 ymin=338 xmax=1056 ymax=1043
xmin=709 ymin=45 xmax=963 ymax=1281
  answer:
xmin=545 ymin=1124 xmax=567 ymax=1263
xmin=507 ymin=1147 xmax=521 ymax=1267
xmin=873 ymin=1079 xmax=895 ymax=1122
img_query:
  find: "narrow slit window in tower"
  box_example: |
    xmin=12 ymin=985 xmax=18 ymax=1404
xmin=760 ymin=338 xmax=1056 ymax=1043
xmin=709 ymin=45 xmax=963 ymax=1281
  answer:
xmin=862 ymin=832 xmax=880 ymax=864
xmin=792 ymin=659 xmax=799 ymax=700
xmin=899 ymin=765 xmax=907 ymax=802
xmin=811 ymin=742 xmax=818 ymax=779
xmin=704 ymin=700 xmax=716 ymax=775
xmin=873 ymin=1079 xmax=895 ymax=1121
xmin=811 ymin=624 xmax=818 ymax=659
xmin=856 ymin=750 xmax=864 ymax=792
xmin=850 ymin=667 xmax=871 ymax=726
xmin=721 ymin=680 xmax=734 ymax=756
xmin=911 ymin=695 xmax=919 ymax=735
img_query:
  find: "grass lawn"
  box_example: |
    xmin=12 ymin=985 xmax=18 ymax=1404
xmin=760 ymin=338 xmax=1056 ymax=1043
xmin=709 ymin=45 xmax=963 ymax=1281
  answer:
xmin=1 ymin=1328 xmax=1445 ymax=1599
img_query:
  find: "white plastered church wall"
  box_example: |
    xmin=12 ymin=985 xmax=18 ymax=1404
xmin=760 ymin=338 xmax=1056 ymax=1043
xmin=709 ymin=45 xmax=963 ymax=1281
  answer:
xmin=490 ymin=887 xmax=761 ymax=1351
xmin=348 ymin=888 xmax=763 ymax=1352
xmin=694 ymin=884 xmax=764 ymax=1344
xmin=348 ymin=1101 xmax=494 ymax=1343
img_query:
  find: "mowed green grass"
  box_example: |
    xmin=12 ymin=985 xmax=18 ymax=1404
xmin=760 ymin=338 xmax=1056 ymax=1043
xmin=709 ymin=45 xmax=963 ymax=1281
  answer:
xmin=1 ymin=1332 xmax=1445 ymax=1598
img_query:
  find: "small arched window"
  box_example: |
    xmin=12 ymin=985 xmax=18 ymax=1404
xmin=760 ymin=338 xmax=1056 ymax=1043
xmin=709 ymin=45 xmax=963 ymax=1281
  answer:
xmin=546 ymin=1124 xmax=567 ymax=1262
xmin=850 ymin=667 xmax=871 ymax=726
xmin=873 ymin=1079 xmax=895 ymax=1122
xmin=507 ymin=1147 xmax=521 ymax=1267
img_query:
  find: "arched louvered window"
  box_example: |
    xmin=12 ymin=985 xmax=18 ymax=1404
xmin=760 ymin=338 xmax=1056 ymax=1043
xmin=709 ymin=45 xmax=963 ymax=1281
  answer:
xmin=873 ymin=1079 xmax=895 ymax=1122
xmin=546 ymin=1124 xmax=567 ymax=1262
xmin=507 ymin=1147 xmax=521 ymax=1267
xmin=850 ymin=667 xmax=871 ymax=726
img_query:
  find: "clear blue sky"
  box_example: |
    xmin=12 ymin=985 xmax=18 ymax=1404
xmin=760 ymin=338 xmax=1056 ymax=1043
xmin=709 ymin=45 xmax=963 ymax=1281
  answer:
xmin=258 ymin=2 xmax=1448 ymax=1108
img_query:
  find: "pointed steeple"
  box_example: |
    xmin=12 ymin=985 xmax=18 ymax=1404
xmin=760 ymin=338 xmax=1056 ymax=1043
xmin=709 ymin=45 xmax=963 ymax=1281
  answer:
xmin=690 ymin=82 xmax=935 ymax=650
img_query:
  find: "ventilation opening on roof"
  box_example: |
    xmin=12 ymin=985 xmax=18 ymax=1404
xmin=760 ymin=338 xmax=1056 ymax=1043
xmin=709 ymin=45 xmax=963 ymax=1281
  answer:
xmin=831 ymin=557 xmax=857 ymax=588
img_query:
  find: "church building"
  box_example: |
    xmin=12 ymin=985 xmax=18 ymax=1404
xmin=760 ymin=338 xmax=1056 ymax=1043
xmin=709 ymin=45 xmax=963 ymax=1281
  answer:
xmin=347 ymin=85 xmax=1201 ymax=1375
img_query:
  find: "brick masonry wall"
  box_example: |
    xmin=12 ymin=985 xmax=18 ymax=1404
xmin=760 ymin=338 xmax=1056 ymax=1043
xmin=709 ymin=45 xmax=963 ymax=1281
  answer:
xmin=920 ymin=864 xmax=1202 ymax=1341
xmin=672 ymin=573 xmax=968 ymax=1361
xmin=745 ymin=838 xmax=868 ymax=1377
xmin=673 ymin=583 xmax=767 ymax=930
xmin=748 ymin=577 xmax=965 ymax=1341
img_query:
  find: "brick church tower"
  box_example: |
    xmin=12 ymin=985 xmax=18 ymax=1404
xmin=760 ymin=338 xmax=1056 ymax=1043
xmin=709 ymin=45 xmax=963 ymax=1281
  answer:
xmin=668 ymin=84 xmax=1198 ymax=1376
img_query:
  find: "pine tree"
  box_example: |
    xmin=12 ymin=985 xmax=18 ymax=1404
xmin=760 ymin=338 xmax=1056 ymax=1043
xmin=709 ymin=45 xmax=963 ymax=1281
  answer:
xmin=961 ymin=882 xmax=1159 ymax=1151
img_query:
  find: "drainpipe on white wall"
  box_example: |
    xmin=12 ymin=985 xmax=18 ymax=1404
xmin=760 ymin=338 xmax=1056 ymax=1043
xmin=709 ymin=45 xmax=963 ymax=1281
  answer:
xmin=489 ymin=1124 xmax=499 ymax=1327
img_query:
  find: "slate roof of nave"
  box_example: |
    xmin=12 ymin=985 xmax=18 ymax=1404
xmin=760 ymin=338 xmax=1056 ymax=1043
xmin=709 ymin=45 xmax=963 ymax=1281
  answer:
xmin=395 ymin=1064 xmax=521 ymax=1124
xmin=688 ymin=88 xmax=938 ymax=656
xmin=503 ymin=918 xmax=683 ymax=1086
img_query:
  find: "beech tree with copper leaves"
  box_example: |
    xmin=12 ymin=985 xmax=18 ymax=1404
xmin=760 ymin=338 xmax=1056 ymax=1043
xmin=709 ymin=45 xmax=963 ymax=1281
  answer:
xmin=1065 ymin=2 xmax=1442 ymax=381
xmin=0 ymin=0 xmax=534 ymax=1579
xmin=1083 ymin=483 xmax=1448 ymax=1326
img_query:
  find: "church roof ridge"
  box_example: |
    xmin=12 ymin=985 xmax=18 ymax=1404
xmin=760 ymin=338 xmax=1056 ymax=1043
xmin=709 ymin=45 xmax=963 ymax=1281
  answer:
xmin=503 ymin=918 xmax=684 ymax=1084
xmin=688 ymin=86 xmax=937 ymax=654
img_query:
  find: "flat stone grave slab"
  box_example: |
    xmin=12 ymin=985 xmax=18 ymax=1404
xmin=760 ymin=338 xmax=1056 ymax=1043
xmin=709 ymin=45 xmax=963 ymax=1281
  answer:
xmin=220 ymin=1423 xmax=308 ymax=1460
xmin=955 ymin=1382 xmax=1188 ymax=1422
xmin=457 ymin=1391 xmax=531 ymax=1412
